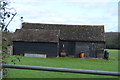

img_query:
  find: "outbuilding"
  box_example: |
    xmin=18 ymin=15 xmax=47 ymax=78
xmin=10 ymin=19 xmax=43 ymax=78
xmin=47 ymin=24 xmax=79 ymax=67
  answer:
xmin=13 ymin=22 xmax=105 ymax=58
xmin=13 ymin=29 xmax=60 ymax=57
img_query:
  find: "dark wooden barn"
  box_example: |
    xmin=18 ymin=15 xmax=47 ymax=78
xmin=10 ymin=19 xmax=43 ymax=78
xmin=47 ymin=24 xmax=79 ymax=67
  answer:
xmin=13 ymin=22 xmax=105 ymax=58
xmin=13 ymin=29 xmax=60 ymax=57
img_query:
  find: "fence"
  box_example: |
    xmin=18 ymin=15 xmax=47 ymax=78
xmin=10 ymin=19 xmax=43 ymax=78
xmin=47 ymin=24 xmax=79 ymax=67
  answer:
xmin=2 ymin=64 xmax=120 ymax=76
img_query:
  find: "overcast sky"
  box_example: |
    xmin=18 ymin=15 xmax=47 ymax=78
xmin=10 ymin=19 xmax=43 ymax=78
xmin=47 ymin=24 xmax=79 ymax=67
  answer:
xmin=8 ymin=0 xmax=119 ymax=32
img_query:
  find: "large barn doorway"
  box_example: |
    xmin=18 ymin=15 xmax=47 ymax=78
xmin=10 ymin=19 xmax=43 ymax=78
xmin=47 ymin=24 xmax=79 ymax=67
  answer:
xmin=89 ymin=43 xmax=97 ymax=58
xmin=59 ymin=41 xmax=75 ymax=57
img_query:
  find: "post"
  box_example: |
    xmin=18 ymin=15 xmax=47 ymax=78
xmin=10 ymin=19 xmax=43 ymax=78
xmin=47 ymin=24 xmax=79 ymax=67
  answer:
xmin=0 ymin=31 xmax=2 ymax=80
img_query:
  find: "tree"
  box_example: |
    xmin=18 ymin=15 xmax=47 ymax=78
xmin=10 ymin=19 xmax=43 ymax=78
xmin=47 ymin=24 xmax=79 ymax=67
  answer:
xmin=0 ymin=0 xmax=16 ymax=55
xmin=0 ymin=0 xmax=17 ymax=79
xmin=0 ymin=0 xmax=17 ymax=31
xmin=105 ymin=32 xmax=120 ymax=49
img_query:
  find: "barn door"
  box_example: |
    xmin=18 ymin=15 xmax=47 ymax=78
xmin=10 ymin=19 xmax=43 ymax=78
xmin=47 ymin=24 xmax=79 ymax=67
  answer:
xmin=67 ymin=42 xmax=75 ymax=56
xmin=89 ymin=43 xmax=97 ymax=58
xmin=59 ymin=41 xmax=75 ymax=56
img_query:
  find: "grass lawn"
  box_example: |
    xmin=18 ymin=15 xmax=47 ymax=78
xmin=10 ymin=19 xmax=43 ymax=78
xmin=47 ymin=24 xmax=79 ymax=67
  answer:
xmin=4 ymin=49 xmax=119 ymax=78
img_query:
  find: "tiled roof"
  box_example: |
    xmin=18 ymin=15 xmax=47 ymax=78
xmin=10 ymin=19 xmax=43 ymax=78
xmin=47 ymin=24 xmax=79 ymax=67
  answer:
xmin=13 ymin=29 xmax=60 ymax=43
xmin=22 ymin=22 xmax=105 ymax=42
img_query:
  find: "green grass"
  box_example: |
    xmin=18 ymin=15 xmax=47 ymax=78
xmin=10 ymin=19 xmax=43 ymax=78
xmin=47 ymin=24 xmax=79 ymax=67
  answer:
xmin=4 ymin=49 xmax=119 ymax=78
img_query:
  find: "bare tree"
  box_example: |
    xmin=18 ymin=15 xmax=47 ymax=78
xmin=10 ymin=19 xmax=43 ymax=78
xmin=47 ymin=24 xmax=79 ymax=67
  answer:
xmin=0 ymin=0 xmax=17 ymax=79
xmin=0 ymin=0 xmax=17 ymax=31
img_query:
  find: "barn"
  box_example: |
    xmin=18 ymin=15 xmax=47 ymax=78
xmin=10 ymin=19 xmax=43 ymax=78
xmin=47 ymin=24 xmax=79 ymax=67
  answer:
xmin=13 ymin=22 xmax=105 ymax=58
xmin=13 ymin=29 xmax=60 ymax=57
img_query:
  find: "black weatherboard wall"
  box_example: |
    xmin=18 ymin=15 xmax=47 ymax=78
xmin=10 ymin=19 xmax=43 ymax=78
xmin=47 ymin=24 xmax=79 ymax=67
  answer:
xmin=75 ymin=42 xmax=105 ymax=58
xmin=13 ymin=41 xmax=58 ymax=57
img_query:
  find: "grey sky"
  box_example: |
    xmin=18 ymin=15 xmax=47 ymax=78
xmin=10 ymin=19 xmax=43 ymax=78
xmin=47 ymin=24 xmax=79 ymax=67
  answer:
xmin=8 ymin=0 xmax=119 ymax=32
